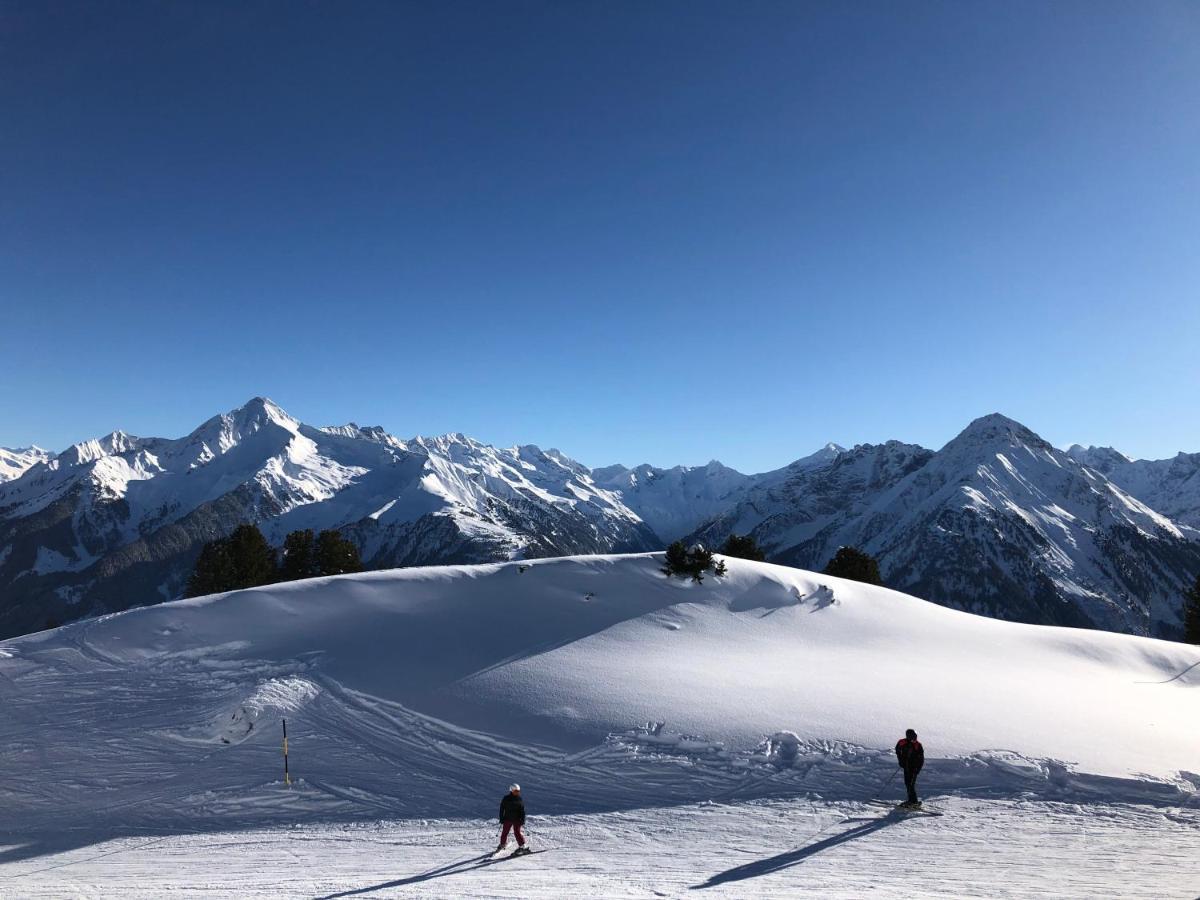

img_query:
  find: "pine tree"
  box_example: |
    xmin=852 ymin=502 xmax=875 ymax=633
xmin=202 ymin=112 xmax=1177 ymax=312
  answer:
xmin=688 ymin=544 xmax=715 ymax=583
xmin=226 ymin=523 xmax=278 ymax=588
xmin=1185 ymin=575 xmax=1200 ymax=645
xmin=720 ymin=534 xmax=766 ymax=562
xmin=822 ymin=546 xmax=883 ymax=586
xmin=315 ymin=530 xmax=363 ymax=577
xmin=280 ymin=529 xmax=317 ymax=581
xmin=662 ymin=541 xmax=689 ymax=577
xmin=186 ymin=537 xmax=236 ymax=597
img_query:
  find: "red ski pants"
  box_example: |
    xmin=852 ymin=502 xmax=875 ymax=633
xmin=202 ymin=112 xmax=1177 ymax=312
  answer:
xmin=500 ymin=821 xmax=525 ymax=846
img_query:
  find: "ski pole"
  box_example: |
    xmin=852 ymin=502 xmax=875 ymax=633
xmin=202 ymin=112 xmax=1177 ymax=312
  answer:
xmin=871 ymin=767 xmax=900 ymax=801
xmin=283 ymin=718 xmax=291 ymax=787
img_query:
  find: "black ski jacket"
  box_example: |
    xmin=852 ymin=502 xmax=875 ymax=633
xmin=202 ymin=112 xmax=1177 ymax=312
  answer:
xmin=499 ymin=793 xmax=526 ymax=824
xmin=895 ymin=738 xmax=924 ymax=774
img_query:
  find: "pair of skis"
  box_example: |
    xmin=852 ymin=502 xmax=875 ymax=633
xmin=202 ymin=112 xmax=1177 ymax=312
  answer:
xmin=488 ymin=846 xmax=546 ymax=861
xmin=866 ymin=798 xmax=944 ymax=816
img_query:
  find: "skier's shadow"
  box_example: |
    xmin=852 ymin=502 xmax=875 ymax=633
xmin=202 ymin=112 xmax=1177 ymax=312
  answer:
xmin=691 ymin=812 xmax=906 ymax=890
xmin=311 ymin=852 xmax=493 ymax=899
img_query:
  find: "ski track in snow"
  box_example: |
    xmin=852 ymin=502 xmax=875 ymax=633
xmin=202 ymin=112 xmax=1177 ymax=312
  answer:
xmin=0 ymin=555 xmax=1197 ymax=896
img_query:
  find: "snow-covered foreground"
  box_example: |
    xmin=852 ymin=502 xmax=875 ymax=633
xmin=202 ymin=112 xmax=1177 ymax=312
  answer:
xmin=0 ymin=555 xmax=1196 ymax=896
xmin=4 ymin=797 xmax=1198 ymax=898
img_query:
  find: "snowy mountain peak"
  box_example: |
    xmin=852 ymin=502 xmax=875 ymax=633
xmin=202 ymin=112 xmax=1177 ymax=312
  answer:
xmin=58 ymin=430 xmax=145 ymax=467
xmin=188 ymin=397 xmax=299 ymax=444
xmin=232 ymin=396 xmax=297 ymax=430
xmin=950 ymin=413 xmax=1051 ymax=451
xmin=786 ymin=442 xmax=846 ymax=471
xmin=177 ymin=397 xmax=301 ymax=465
xmin=1066 ymin=444 xmax=1134 ymax=470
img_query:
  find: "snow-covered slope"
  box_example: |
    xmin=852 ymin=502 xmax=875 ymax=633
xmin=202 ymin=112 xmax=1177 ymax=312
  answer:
xmin=1 ymin=555 xmax=1196 ymax=897
xmin=0 ymin=445 xmax=51 ymax=483
xmin=1070 ymin=444 xmax=1200 ymax=530
xmin=0 ymin=555 xmax=1193 ymax=841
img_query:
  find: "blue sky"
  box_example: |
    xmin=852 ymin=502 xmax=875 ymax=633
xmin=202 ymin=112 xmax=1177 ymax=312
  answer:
xmin=2 ymin=1 xmax=1198 ymax=472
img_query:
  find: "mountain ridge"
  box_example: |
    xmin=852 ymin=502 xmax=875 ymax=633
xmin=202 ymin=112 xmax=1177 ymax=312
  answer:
xmin=2 ymin=398 xmax=1198 ymax=640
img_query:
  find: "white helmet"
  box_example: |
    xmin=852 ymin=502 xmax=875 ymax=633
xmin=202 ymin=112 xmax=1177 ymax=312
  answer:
xmin=509 ymin=783 xmax=521 ymax=792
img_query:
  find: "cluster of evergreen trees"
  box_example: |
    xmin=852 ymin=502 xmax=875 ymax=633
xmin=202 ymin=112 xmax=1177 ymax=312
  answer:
xmin=663 ymin=534 xmax=885 ymax=588
xmin=821 ymin=546 xmax=883 ymax=586
xmin=661 ymin=541 xmax=727 ymax=583
xmin=279 ymin=528 xmax=363 ymax=582
xmin=719 ymin=534 xmax=766 ymax=562
xmin=713 ymin=533 xmax=885 ymax=587
xmin=186 ymin=524 xmax=363 ymax=598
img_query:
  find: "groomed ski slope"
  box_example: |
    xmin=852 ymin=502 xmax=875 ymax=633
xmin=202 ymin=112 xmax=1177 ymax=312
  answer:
xmin=0 ymin=554 xmax=1196 ymax=897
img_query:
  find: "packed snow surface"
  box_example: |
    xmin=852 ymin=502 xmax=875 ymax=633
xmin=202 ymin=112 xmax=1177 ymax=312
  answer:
xmin=3 ymin=799 xmax=1196 ymax=898
xmin=0 ymin=554 xmax=1196 ymax=897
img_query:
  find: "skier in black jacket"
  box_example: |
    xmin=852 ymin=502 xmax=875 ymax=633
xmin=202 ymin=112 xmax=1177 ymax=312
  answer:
xmin=895 ymin=729 xmax=925 ymax=807
xmin=496 ymin=783 xmax=529 ymax=854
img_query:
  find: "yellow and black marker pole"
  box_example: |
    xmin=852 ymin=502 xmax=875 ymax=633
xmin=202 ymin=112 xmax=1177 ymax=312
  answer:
xmin=283 ymin=718 xmax=291 ymax=786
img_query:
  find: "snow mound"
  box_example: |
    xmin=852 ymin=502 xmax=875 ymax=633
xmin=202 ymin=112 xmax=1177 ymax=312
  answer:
xmin=0 ymin=554 xmax=1195 ymax=835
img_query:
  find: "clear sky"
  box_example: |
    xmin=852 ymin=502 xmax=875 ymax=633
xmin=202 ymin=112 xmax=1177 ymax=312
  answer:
xmin=2 ymin=1 xmax=1198 ymax=472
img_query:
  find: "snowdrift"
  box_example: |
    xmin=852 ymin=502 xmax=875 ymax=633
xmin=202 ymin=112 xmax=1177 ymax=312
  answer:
xmin=0 ymin=554 xmax=1195 ymax=834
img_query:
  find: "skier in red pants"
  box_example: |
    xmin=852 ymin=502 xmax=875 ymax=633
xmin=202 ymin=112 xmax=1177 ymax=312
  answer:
xmin=496 ymin=783 xmax=529 ymax=854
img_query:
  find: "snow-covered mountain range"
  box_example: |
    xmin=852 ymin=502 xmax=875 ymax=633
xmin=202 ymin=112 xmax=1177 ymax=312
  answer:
xmin=691 ymin=416 xmax=1200 ymax=635
xmin=1 ymin=398 xmax=1198 ymax=639
xmin=1067 ymin=444 xmax=1200 ymax=530
xmin=0 ymin=445 xmax=51 ymax=483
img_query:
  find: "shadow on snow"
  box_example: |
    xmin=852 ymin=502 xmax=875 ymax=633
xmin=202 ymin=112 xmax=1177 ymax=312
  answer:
xmin=691 ymin=812 xmax=907 ymax=890
xmin=310 ymin=851 xmax=496 ymax=899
